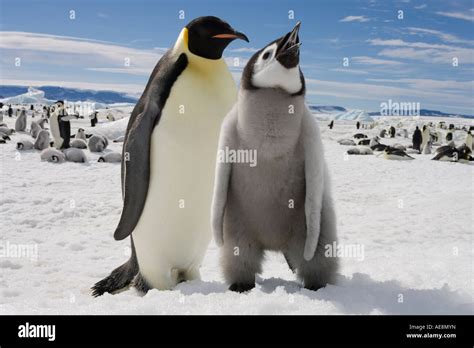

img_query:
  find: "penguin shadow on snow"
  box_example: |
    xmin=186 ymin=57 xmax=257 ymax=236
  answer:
xmin=257 ymin=273 xmax=470 ymax=314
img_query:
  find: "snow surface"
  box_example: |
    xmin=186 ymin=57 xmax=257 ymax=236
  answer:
xmin=0 ymin=108 xmax=473 ymax=315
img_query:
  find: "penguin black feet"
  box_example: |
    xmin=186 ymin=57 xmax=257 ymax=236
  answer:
xmin=229 ymin=283 xmax=255 ymax=293
xmin=91 ymin=258 xmax=138 ymax=297
xmin=133 ymin=273 xmax=151 ymax=295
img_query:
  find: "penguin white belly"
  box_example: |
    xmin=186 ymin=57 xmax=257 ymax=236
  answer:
xmin=132 ymin=64 xmax=236 ymax=289
xmin=50 ymin=115 xmax=63 ymax=149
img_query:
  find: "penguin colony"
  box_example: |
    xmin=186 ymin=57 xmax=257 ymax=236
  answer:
xmin=335 ymin=120 xmax=473 ymax=162
xmin=0 ymin=103 xmax=122 ymax=164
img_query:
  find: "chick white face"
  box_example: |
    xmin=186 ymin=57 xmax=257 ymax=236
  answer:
xmin=251 ymin=43 xmax=302 ymax=94
xmin=243 ymin=22 xmax=304 ymax=95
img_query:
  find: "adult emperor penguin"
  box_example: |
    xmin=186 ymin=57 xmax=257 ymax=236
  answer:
xmin=92 ymin=16 xmax=248 ymax=296
xmin=50 ymin=101 xmax=78 ymax=149
xmin=421 ymin=124 xmax=430 ymax=151
xmin=211 ymin=22 xmax=338 ymax=292
xmin=465 ymin=131 xmax=472 ymax=151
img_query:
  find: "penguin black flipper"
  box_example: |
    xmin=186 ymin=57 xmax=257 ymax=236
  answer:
xmin=114 ymin=52 xmax=188 ymax=241
xmin=59 ymin=118 xmax=71 ymax=149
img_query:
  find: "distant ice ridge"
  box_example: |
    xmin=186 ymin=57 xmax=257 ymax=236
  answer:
xmin=332 ymin=109 xmax=374 ymax=122
xmin=311 ymin=107 xmax=374 ymax=122
xmin=1 ymin=87 xmax=51 ymax=105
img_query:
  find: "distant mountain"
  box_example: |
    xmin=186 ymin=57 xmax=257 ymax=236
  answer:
xmin=0 ymin=85 xmax=138 ymax=104
xmin=309 ymin=105 xmax=347 ymax=113
xmin=368 ymin=109 xmax=474 ymax=119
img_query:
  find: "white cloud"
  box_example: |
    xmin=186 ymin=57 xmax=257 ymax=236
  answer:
xmin=0 ymin=31 xmax=162 ymax=74
xmin=305 ymin=78 xmax=473 ymax=110
xmin=330 ymin=68 xmax=369 ymax=75
xmin=365 ymin=78 xmax=473 ymax=91
xmin=368 ymin=38 xmax=474 ymax=64
xmin=406 ymin=27 xmax=473 ymax=45
xmin=436 ymin=10 xmax=474 ymax=22
xmin=339 ymin=16 xmax=370 ymax=23
xmin=414 ymin=4 xmax=427 ymax=9
xmin=352 ymin=56 xmax=403 ymax=66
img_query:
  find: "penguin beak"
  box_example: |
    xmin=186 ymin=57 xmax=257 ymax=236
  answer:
xmin=276 ymin=21 xmax=301 ymax=68
xmin=212 ymin=30 xmax=249 ymax=42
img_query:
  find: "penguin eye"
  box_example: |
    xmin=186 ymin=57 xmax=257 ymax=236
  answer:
xmin=262 ymin=51 xmax=271 ymax=60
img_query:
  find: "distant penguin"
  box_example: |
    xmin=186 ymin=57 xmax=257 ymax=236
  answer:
xmin=347 ymin=147 xmax=373 ymax=155
xmin=432 ymin=147 xmax=459 ymax=162
xmin=0 ymin=127 xmax=15 ymax=135
xmin=8 ymin=106 xmax=13 ymax=117
xmin=106 ymin=113 xmax=115 ymax=122
xmin=0 ymin=132 xmax=11 ymax=141
xmin=446 ymin=131 xmax=453 ymax=142
xmin=383 ymin=147 xmax=414 ymax=160
xmin=392 ymin=143 xmax=406 ymax=151
xmin=369 ymin=136 xmax=380 ymax=147
xmin=40 ymin=148 xmax=66 ymax=163
xmin=70 ymin=139 xmax=87 ymax=149
xmin=457 ymin=144 xmax=472 ymax=161
xmin=356 ymin=121 xmax=360 ymax=129
xmin=75 ymin=128 xmax=87 ymax=141
xmin=338 ymin=139 xmax=356 ymax=146
xmin=88 ymin=134 xmax=108 ymax=152
xmin=17 ymin=139 xmax=34 ymax=150
xmin=358 ymin=139 xmax=370 ymax=145
xmin=328 ymin=120 xmax=334 ymax=129
xmin=389 ymin=126 xmax=396 ymax=138
xmin=420 ymin=125 xmax=430 ymax=150
xmin=30 ymin=118 xmax=48 ymax=138
xmin=63 ymin=148 xmax=88 ymax=163
xmin=15 ymin=109 xmax=27 ymax=132
xmin=90 ymin=111 xmax=98 ymax=127
xmin=50 ymin=100 xmax=78 ymax=149
xmin=412 ymin=126 xmax=422 ymax=153
xmin=113 ymin=135 xmax=125 ymax=143
xmin=34 ymin=130 xmax=50 ymax=150
xmin=379 ymin=129 xmax=387 ymax=138
xmin=422 ymin=141 xmax=432 ymax=154
xmin=465 ymin=131 xmax=472 ymax=152
xmin=98 ymin=152 xmax=122 ymax=163
xmin=353 ymin=133 xmax=367 ymax=139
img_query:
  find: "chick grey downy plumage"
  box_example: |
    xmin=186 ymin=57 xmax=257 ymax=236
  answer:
xmin=211 ymin=22 xmax=338 ymax=292
xmin=34 ymin=130 xmax=50 ymax=150
xmin=88 ymin=134 xmax=108 ymax=152
xmin=15 ymin=109 xmax=27 ymax=132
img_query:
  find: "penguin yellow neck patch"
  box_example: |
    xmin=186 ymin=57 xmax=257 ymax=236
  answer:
xmin=183 ymin=28 xmax=189 ymax=48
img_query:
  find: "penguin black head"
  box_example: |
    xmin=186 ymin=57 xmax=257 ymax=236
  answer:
xmin=185 ymin=16 xmax=248 ymax=60
xmin=242 ymin=22 xmax=305 ymax=95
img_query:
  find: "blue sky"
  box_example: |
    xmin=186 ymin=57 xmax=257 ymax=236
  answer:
xmin=0 ymin=0 xmax=473 ymax=114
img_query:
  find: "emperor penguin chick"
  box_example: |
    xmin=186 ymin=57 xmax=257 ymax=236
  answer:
xmin=211 ymin=22 xmax=338 ymax=293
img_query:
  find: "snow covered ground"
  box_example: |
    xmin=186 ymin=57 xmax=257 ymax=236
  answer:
xmin=0 ymin=108 xmax=472 ymax=315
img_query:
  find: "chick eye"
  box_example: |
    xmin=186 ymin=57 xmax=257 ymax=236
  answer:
xmin=262 ymin=51 xmax=271 ymax=60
